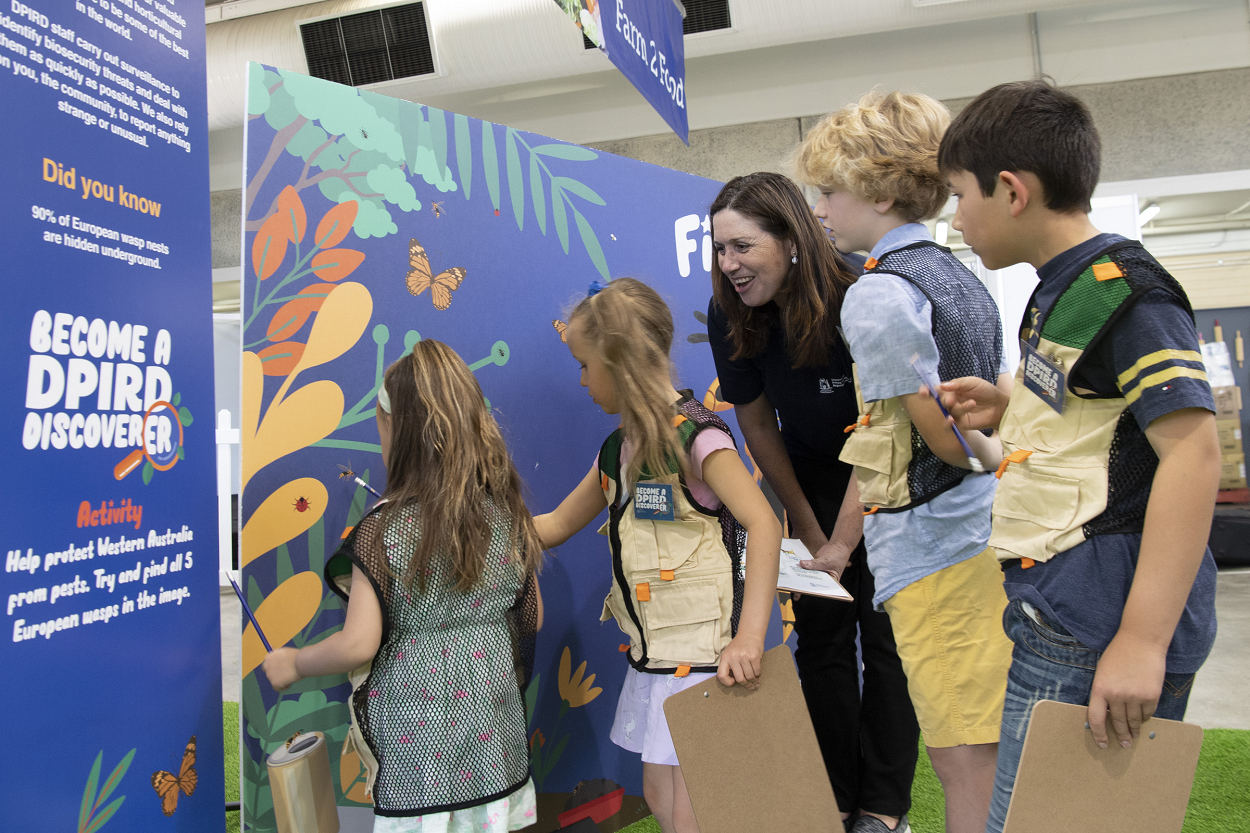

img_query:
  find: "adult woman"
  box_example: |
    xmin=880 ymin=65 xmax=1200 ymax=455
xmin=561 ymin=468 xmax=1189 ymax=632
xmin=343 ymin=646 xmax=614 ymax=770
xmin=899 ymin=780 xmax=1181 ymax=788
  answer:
xmin=705 ymin=172 xmax=919 ymax=833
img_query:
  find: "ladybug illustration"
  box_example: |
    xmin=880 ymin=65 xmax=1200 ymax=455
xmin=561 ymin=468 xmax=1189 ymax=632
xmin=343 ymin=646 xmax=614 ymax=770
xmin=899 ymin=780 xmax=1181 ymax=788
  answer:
xmin=293 ymin=496 xmax=311 ymax=512
xmin=493 ymin=209 xmax=500 ymax=216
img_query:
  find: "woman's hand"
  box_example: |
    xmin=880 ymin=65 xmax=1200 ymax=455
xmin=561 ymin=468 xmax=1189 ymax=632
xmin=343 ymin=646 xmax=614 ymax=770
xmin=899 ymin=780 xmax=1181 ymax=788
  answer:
xmin=798 ymin=539 xmax=853 ymax=583
xmin=717 ymin=633 xmax=765 ymax=690
xmin=262 ymin=647 xmax=302 ymax=691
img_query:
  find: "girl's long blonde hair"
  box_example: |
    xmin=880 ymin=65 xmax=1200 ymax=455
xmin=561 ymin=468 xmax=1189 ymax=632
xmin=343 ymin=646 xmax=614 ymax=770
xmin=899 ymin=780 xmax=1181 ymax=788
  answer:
xmin=377 ymin=339 xmax=543 ymax=591
xmin=569 ymin=278 xmax=685 ymax=488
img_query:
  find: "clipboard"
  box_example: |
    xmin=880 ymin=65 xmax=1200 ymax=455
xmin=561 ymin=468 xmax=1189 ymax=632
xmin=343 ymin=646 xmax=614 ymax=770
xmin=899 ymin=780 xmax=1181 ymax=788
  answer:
xmin=1003 ymin=700 xmax=1203 ymax=833
xmin=663 ymin=645 xmax=842 ymax=832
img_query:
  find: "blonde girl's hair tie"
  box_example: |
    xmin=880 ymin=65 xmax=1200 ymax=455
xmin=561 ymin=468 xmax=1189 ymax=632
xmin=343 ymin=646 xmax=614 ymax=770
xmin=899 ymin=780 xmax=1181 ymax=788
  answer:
xmin=377 ymin=384 xmax=392 ymax=414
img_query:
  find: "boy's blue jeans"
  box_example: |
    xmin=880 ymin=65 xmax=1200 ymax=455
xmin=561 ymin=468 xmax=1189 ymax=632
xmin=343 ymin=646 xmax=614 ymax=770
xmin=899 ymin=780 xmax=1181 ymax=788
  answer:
xmin=985 ymin=599 xmax=1196 ymax=833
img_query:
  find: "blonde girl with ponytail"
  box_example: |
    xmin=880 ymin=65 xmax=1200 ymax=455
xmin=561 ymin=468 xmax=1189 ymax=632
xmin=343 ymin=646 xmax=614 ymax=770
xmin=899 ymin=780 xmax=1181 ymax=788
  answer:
xmin=534 ymin=278 xmax=781 ymax=833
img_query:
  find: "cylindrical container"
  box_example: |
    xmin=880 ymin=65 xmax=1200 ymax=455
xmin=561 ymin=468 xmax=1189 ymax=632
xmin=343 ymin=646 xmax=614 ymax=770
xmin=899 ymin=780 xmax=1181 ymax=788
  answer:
xmin=267 ymin=731 xmax=341 ymax=833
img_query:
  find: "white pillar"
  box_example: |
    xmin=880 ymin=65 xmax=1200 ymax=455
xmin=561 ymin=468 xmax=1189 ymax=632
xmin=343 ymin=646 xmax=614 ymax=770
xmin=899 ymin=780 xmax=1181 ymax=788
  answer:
xmin=216 ymin=409 xmax=240 ymax=586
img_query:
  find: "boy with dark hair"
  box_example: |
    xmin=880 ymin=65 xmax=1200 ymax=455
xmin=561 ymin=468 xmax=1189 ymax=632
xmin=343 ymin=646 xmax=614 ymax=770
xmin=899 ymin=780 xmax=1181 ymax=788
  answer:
xmin=936 ymin=79 xmax=1220 ymax=833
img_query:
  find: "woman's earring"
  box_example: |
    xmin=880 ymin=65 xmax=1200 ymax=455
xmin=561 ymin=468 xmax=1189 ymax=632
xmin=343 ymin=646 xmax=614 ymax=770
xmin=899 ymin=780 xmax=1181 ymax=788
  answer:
xmin=791 ymin=252 xmax=798 ymax=264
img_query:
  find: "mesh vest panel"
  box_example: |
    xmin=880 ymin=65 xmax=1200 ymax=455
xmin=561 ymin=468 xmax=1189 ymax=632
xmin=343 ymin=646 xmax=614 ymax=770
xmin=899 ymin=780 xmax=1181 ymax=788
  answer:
xmin=335 ymin=503 xmax=536 ymax=816
xmin=870 ymin=242 xmax=1003 ymax=505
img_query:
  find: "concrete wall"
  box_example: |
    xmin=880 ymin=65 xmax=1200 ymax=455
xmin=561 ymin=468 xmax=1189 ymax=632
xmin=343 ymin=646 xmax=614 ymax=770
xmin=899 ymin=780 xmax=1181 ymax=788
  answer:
xmin=593 ymin=67 xmax=1250 ymax=185
xmin=210 ymin=67 xmax=1250 ymax=267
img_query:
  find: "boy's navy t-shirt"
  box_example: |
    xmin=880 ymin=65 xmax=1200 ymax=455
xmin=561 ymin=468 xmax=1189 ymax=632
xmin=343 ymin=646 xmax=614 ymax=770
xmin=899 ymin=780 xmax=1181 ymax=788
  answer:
xmin=1002 ymin=233 xmax=1218 ymax=674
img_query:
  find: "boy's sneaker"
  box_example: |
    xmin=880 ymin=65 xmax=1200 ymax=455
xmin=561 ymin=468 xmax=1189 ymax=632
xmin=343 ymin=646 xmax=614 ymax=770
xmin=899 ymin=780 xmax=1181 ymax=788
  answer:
xmin=850 ymin=814 xmax=910 ymax=833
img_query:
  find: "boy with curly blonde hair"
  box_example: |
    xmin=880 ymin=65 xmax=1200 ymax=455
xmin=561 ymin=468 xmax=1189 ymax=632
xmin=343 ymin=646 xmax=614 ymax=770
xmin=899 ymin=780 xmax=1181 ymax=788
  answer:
xmin=794 ymin=90 xmax=1012 ymax=833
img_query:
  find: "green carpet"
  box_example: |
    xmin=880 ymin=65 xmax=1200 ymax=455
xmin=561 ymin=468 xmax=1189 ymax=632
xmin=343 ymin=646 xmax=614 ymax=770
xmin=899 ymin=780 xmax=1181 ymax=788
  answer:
xmin=223 ymin=704 xmax=1247 ymax=833
xmin=225 ymin=701 xmax=240 ymax=833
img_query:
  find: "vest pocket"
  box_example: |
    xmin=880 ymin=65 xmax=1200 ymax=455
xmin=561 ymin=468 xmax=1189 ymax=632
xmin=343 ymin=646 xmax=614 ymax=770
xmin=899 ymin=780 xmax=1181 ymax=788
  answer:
xmin=644 ymin=578 xmax=723 ymax=666
xmin=989 ymin=466 xmax=1080 ymax=561
xmin=840 ymin=427 xmax=904 ymax=507
xmin=656 ymin=520 xmax=704 ymax=572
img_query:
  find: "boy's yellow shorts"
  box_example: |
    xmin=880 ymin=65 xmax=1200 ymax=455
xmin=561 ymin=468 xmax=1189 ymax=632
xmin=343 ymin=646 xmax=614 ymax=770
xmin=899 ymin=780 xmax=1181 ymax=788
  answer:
xmin=882 ymin=547 xmax=1012 ymax=748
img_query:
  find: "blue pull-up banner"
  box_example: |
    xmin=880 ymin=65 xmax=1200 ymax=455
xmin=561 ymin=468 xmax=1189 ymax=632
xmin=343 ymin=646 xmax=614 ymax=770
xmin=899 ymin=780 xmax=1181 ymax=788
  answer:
xmin=557 ymin=0 xmax=689 ymax=143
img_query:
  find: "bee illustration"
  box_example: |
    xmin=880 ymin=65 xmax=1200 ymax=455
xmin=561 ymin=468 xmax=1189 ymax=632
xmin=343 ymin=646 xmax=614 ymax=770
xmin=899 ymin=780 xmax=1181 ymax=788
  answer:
xmin=293 ymin=496 xmax=311 ymax=512
xmin=431 ymin=201 xmax=444 ymax=218
xmin=360 ymin=128 xmax=369 ymax=139
xmin=611 ymin=234 xmax=617 ymax=241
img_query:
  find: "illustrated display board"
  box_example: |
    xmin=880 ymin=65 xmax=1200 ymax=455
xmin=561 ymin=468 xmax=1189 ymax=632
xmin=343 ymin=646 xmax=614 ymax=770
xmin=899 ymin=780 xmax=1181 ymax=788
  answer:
xmin=1003 ymin=700 xmax=1203 ymax=833
xmin=664 ymin=646 xmax=842 ymax=832
xmin=240 ymin=63 xmax=788 ymax=830
xmin=0 ymin=0 xmax=223 ymax=829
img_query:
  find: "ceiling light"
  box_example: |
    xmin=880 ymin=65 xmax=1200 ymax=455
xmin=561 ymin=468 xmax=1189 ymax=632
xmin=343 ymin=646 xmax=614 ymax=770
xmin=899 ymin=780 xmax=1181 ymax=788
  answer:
xmin=935 ymin=221 xmax=949 ymax=245
xmin=1138 ymin=203 xmax=1162 ymax=225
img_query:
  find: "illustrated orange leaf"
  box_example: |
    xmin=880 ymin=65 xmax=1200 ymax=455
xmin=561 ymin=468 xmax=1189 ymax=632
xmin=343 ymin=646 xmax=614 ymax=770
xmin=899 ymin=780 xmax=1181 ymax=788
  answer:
xmin=276 ymin=185 xmax=306 ymax=244
xmin=266 ymin=283 xmax=337 ymax=342
xmin=252 ymin=213 xmax=289 ymax=280
xmin=257 ymin=341 xmax=306 ymax=376
xmin=310 ymin=249 xmax=365 ymax=282
xmin=315 ymin=201 xmax=358 ymax=249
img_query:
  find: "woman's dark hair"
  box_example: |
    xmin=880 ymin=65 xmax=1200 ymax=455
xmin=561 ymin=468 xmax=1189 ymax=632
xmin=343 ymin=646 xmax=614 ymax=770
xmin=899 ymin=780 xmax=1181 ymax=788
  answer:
xmin=937 ymin=78 xmax=1100 ymax=214
xmin=710 ymin=172 xmax=857 ymax=368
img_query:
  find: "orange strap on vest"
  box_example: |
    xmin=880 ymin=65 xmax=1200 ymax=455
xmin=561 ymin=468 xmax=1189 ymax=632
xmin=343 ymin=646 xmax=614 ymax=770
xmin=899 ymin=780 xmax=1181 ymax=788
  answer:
xmin=635 ymin=582 xmax=651 ymax=602
xmin=863 ymin=506 xmax=879 ymax=516
xmin=995 ymin=449 xmax=1033 ymax=479
xmin=618 ymin=644 xmax=630 ymax=652
xmin=674 ymin=665 xmax=691 ymax=678
xmin=660 ymin=570 xmax=675 ymax=581
xmin=844 ymin=414 xmax=871 ymax=433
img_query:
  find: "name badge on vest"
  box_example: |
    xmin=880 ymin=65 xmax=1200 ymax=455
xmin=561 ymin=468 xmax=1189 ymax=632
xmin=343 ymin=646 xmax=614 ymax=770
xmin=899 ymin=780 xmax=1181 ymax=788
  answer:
xmin=634 ymin=483 xmax=675 ymax=522
xmin=1020 ymin=339 xmax=1066 ymax=414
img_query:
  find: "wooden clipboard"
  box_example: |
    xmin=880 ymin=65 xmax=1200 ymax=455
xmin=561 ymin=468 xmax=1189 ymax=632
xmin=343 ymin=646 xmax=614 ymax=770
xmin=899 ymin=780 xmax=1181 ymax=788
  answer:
xmin=663 ymin=645 xmax=842 ymax=832
xmin=1003 ymin=700 xmax=1203 ymax=833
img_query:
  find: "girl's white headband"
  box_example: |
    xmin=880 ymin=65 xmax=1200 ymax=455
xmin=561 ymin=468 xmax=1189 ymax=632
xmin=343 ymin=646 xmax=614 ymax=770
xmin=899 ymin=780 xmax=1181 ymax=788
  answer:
xmin=377 ymin=385 xmax=391 ymax=414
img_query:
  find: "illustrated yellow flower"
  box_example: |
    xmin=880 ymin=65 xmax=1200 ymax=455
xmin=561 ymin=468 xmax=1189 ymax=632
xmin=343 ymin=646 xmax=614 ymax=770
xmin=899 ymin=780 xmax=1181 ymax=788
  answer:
xmin=557 ymin=646 xmax=602 ymax=708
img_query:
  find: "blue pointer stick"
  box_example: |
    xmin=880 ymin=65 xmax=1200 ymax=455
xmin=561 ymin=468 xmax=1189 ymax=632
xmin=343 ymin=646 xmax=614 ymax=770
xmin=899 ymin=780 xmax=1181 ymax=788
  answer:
xmin=224 ymin=572 xmax=274 ymax=652
xmin=909 ymin=354 xmax=985 ymax=473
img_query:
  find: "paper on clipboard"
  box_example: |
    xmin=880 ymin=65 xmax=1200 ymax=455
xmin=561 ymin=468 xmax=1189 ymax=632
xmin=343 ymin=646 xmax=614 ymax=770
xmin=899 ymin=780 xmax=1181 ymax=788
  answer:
xmin=740 ymin=537 xmax=853 ymax=601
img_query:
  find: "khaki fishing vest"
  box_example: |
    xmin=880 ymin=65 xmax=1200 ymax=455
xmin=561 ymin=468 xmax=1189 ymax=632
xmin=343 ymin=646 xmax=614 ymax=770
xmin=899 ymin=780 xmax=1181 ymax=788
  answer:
xmin=839 ymin=243 xmax=1002 ymax=512
xmin=990 ymin=245 xmax=1178 ymax=564
xmin=597 ymin=398 xmax=743 ymax=674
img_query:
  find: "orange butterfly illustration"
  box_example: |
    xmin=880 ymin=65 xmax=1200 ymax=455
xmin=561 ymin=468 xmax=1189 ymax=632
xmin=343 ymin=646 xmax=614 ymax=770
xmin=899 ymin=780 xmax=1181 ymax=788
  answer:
xmin=405 ymin=238 xmax=466 ymax=311
xmin=552 ymin=320 xmax=569 ymax=343
xmin=151 ymin=736 xmax=197 ymax=816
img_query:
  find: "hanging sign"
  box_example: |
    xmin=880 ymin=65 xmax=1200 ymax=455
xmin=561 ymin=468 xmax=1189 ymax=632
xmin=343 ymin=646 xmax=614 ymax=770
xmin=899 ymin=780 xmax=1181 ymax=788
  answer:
xmin=556 ymin=0 xmax=690 ymax=144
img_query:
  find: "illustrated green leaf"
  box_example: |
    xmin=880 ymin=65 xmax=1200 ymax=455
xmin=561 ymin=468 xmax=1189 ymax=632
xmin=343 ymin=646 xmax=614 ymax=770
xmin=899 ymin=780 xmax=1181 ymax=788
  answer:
xmin=276 ymin=544 xmax=294 ymax=585
xmin=79 ymin=751 xmax=103 ymax=833
xmin=542 ymin=734 xmax=569 ymax=780
xmin=524 ymin=672 xmax=541 ymax=729
xmin=307 ymin=516 xmax=325 ymax=575
xmin=505 ymin=129 xmax=524 ymax=231
xmin=428 ymin=106 xmax=448 ymax=178
xmin=241 ymin=673 xmax=268 ymax=737
xmin=85 ymin=796 xmax=124 ymax=833
xmin=271 ymin=704 xmax=351 ymax=745
xmin=141 ymin=461 xmax=154 ymax=485
xmin=399 ymin=101 xmax=425 ymax=173
xmin=482 ymin=121 xmax=500 ymax=212
xmin=283 ymin=668 xmax=347 ymax=694
xmin=345 ymin=469 xmax=371 ymax=529
xmin=573 ymin=207 xmax=609 ymax=279
xmin=176 ymin=445 xmax=185 ymax=461
xmin=553 ymin=176 xmax=606 ymax=206
xmin=247 ymin=575 xmax=264 ymax=613
xmin=454 ymin=113 xmax=472 ymax=200
xmin=172 ymin=391 xmax=181 ymax=406
xmin=529 ymin=153 xmax=546 ymax=235
xmin=177 ymin=406 xmax=193 ymax=427
xmin=94 ymin=749 xmax=135 ymax=815
xmin=552 ymin=182 xmax=569 ymax=254
xmin=531 ymin=143 xmax=598 ymax=161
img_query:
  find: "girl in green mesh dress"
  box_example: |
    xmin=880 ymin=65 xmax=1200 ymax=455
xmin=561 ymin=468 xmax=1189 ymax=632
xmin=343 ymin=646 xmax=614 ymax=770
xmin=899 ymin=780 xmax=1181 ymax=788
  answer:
xmin=262 ymin=339 xmax=544 ymax=833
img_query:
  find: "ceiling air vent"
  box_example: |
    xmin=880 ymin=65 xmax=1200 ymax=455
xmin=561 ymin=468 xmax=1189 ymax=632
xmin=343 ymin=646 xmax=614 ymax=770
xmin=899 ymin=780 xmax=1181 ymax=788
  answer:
xmin=683 ymin=0 xmax=730 ymax=34
xmin=582 ymin=0 xmax=728 ymax=49
xmin=301 ymin=2 xmax=434 ymax=87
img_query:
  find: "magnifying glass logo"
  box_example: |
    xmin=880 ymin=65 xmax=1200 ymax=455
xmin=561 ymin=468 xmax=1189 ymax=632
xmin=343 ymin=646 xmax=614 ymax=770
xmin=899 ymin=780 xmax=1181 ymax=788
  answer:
xmin=113 ymin=400 xmax=185 ymax=480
